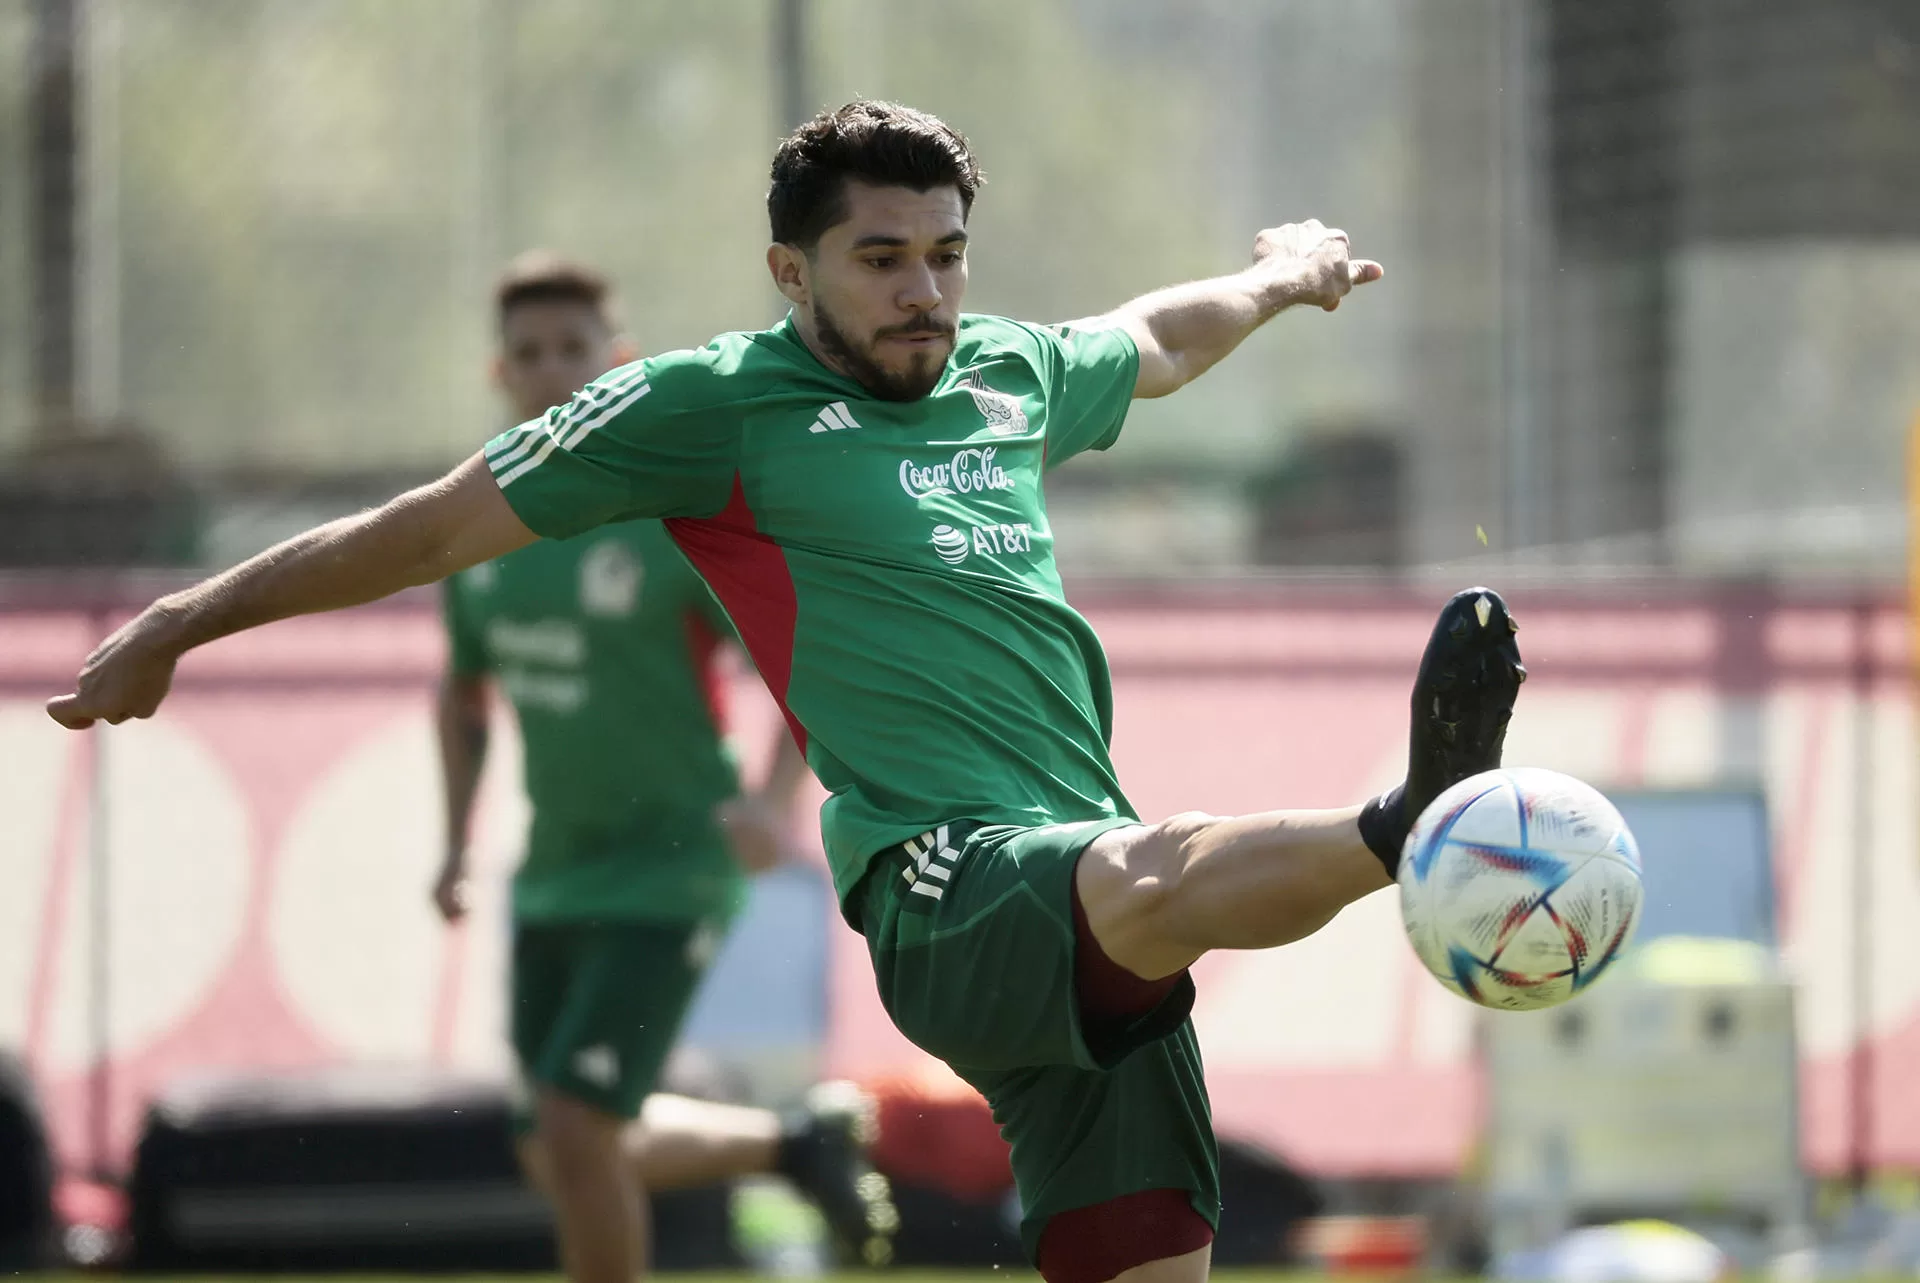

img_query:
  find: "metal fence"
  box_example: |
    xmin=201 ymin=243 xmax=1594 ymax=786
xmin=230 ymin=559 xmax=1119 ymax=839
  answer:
xmin=1 ymin=0 xmax=1915 ymax=574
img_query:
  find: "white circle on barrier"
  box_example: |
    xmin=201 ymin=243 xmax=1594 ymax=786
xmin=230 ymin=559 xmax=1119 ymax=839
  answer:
xmin=1192 ymin=887 xmax=1403 ymax=1071
xmin=48 ymin=718 xmax=253 ymax=1072
xmin=0 ymin=704 xmax=81 ymax=1047
xmin=270 ymin=711 xmax=444 ymax=1062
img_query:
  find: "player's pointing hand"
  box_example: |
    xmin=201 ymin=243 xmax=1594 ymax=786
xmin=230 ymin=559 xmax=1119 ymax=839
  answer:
xmin=1253 ymin=219 xmax=1384 ymax=313
xmin=432 ymin=858 xmax=472 ymax=925
xmin=46 ymin=607 xmax=184 ymax=729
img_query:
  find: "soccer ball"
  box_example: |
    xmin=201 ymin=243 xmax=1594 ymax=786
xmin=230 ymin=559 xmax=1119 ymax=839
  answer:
xmin=1398 ymin=767 xmax=1642 ymax=1012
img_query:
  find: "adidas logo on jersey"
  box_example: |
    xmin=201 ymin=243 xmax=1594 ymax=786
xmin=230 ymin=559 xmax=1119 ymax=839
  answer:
xmin=808 ymin=401 xmax=862 ymax=434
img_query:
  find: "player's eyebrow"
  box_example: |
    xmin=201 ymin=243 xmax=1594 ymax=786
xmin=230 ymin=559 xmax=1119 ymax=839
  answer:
xmin=849 ymin=231 xmax=969 ymax=250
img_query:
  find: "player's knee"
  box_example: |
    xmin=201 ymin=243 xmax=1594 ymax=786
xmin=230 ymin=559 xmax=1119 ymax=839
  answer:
xmin=1152 ymin=811 xmax=1219 ymax=860
xmin=1091 ymin=812 xmax=1215 ymax=910
xmin=534 ymin=1090 xmax=622 ymax=1183
xmin=1077 ymin=813 xmax=1220 ymax=972
xmin=515 ymin=1133 xmax=554 ymax=1196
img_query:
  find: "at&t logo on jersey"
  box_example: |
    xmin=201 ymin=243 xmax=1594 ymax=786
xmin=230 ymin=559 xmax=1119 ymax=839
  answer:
xmin=930 ymin=525 xmax=970 ymax=564
xmin=900 ymin=446 xmax=1015 ymax=499
xmin=929 ymin=521 xmax=1036 ymax=564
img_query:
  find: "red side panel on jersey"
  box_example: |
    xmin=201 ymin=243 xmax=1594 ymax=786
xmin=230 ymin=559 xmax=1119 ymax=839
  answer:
xmin=681 ymin=610 xmax=729 ymax=735
xmin=666 ymin=475 xmax=807 ymax=752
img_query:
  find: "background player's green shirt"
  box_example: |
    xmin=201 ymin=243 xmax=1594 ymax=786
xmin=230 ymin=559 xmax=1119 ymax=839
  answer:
xmin=482 ymin=314 xmax=1141 ymax=911
xmin=443 ymin=520 xmax=747 ymax=925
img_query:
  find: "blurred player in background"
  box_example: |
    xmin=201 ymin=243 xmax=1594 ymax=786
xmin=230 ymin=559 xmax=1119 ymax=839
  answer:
xmin=431 ymin=253 xmax=894 ymax=1283
xmin=52 ymin=105 xmax=1523 ymax=1283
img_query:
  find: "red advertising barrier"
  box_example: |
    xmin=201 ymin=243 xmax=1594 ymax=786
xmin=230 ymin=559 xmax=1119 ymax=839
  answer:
xmin=2 ymin=581 xmax=1913 ymax=1179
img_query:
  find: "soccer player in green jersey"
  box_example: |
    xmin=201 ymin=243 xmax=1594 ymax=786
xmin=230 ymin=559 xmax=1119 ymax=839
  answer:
xmin=52 ymin=101 xmax=1525 ymax=1283
xmin=433 ymin=253 xmax=893 ymax=1283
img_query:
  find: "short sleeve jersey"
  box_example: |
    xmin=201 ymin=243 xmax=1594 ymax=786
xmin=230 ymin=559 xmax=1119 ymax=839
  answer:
xmin=444 ymin=519 xmax=746 ymax=925
xmin=484 ymin=313 xmax=1141 ymax=912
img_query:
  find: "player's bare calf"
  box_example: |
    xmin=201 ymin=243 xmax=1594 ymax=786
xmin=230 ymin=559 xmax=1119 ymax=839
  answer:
xmin=1076 ymin=806 xmax=1386 ymax=982
xmin=1078 ymin=587 xmax=1527 ymax=983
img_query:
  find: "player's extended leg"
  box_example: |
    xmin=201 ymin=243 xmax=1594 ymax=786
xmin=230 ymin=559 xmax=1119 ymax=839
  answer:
xmin=623 ymin=1093 xmax=779 ymax=1187
xmin=622 ymin=1088 xmax=897 ymax=1264
xmin=1079 ymin=587 xmax=1526 ymax=981
xmin=858 ymin=591 xmax=1524 ymax=1283
xmin=1076 ymin=805 xmax=1382 ymax=980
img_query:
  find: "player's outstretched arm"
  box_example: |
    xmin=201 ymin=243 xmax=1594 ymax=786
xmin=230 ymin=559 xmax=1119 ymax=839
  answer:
xmin=46 ymin=453 xmax=536 ymax=730
xmin=1090 ymin=219 xmax=1384 ymax=400
xmin=432 ymin=670 xmax=491 ymax=923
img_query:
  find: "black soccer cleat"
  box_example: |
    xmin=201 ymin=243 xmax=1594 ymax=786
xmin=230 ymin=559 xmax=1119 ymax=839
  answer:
xmin=1405 ymin=586 xmax=1526 ymax=814
xmin=775 ymin=1081 xmax=899 ymax=1268
xmin=1360 ymin=587 xmax=1526 ymax=876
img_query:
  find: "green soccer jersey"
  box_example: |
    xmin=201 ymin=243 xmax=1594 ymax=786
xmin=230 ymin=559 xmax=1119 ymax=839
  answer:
xmin=443 ymin=520 xmax=747 ymax=925
xmin=482 ymin=313 xmax=1141 ymax=911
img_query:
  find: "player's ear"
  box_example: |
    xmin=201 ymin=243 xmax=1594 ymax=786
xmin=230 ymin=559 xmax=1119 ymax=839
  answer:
xmin=767 ymin=243 xmax=810 ymax=307
xmin=487 ymin=353 xmax=506 ymax=390
xmin=610 ymin=334 xmax=641 ymax=365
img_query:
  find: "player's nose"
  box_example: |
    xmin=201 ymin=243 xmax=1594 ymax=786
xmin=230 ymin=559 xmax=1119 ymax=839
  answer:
xmin=895 ymin=261 xmax=943 ymax=312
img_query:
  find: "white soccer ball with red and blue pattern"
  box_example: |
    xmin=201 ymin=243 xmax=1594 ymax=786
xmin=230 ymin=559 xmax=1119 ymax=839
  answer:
xmin=1398 ymin=767 xmax=1642 ymax=1012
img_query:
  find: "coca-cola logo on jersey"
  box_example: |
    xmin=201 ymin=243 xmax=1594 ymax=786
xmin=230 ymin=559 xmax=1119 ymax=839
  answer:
xmin=899 ymin=446 xmax=1014 ymax=499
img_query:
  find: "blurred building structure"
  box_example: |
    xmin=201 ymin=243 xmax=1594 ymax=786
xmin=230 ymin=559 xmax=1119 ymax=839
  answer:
xmin=0 ymin=0 xmax=1912 ymax=578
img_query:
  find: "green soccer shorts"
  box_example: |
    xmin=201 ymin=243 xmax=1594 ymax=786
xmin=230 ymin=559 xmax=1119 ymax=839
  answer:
xmin=853 ymin=818 xmax=1221 ymax=1262
xmin=510 ymin=917 xmax=721 ymax=1121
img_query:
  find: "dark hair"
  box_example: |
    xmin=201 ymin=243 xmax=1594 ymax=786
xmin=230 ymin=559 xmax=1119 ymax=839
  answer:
xmin=768 ymin=100 xmax=983 ymax=249
xmin=494 ymin=250 xmax=618 ymax=330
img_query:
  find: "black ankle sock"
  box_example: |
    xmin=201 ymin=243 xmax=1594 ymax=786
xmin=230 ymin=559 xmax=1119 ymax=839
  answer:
xmin=772 ymin=1114 xmax=808 ymax=1181
xmin=1358 ymin=785 xmax=1409 ymax=878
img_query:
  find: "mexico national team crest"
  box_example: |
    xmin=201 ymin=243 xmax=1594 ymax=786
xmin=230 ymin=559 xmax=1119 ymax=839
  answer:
xmin=962 ymin=371 xmax=1029 ymax=437
xmin=578 ymin=539 xmax=643 ymax=617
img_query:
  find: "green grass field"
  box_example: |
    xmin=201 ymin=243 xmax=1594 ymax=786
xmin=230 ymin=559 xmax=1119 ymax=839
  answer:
xmin=7 ymin=1267 xmax=1912 ymax=1275
xmin=1 ymin=1276 xmax=1051 ymax=1283
xmin=0 ymin=1274 xmax=1581 ymax=1283
xmin=0 ymin=1274 xmax=1346 ymax=1283
xmin=5 ymin=1276 xmax=1318 ymax=1283
xmin=10 ymin=1273 xmax=1917 ymax=1283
